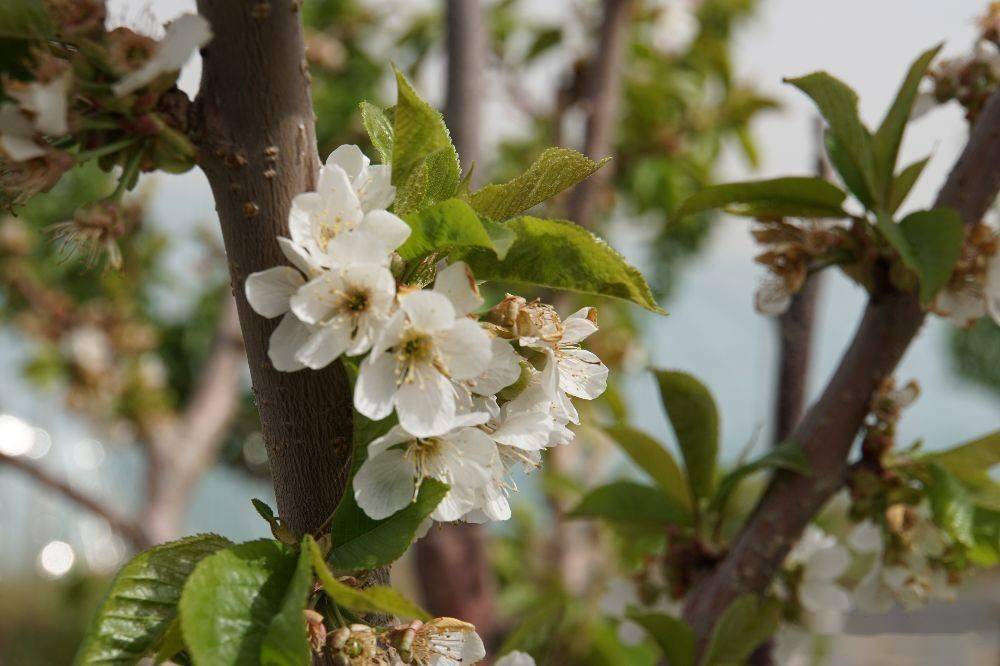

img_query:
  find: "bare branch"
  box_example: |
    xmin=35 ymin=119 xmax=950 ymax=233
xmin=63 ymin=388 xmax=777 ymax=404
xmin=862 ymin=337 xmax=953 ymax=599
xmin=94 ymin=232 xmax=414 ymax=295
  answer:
xmin=684 ymin=89 xmax=1000 ymax=650
xmin=566 ymin=0 xmax=631 ymax=228
xmin=444 ymin=0 xmax=486 ymax=184
xmin=1 ymin=450 xmax=149 ymax=549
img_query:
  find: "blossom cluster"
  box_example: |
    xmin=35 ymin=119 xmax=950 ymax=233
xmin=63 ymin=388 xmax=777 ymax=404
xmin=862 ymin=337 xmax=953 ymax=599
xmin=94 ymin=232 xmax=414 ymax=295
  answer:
xmin=246 ymin=145 xmax=609 ymax=525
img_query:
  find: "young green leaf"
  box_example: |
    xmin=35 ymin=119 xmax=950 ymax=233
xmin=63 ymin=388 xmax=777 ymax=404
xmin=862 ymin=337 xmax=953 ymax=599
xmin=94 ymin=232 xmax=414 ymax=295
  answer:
xmin=569 ymin=480 xmax=692 ymax=527
xmin=673 ymin=177 xmax=848 ymax=219
xmin=360 ymin=101 xmax=393 ymax=165
xmin=927 ymin=430 xmax=1000 ymax=509
xmin=397 ymin=198 xmax=498 ymax=261
xmin=872 ymin=45 xmax=942 ymax=199
xmin=699 ymin=595 xmax=781 ymax=666
xmin=605 ymin=424 xmax=693 ymax=512
xmin=786 ymin=72 xmax=877 ymax=207
xmin=391 ymin=66 xmax=459 ymax=188
xmin=970 ymin=507 xmax=1000 ymax=566
xmin=394 ymin=146 xmax=462 ymax=216
xmin=260 ymin=544 xmax=314 ymax=666
xmin=458 ymin=216 xmax=665 ymax=313
xmin=626 ymin=610 xmax=695 ymax=666
xmin=326 ymin=479 xmax=448 ymax=573
xmin=75 ymin=534 xmax=232 ymax=666
xmin=307 ymin=536 xmax=430 ymax=620
xmin=876 ymin=208 xmax=965 ymax=304
xmin=467 ymin=147 xmax=608 ymax=220
xmin=709 ymin=441 xmax=810 ymax=516
xmin=927 ymin=463 xmax=975 ymax=547
xmin=826 ymin=132 xmax=875 ymax=208
xmin=654 ymin=370 xmax=719 ymax=501
xmin=179 ymin=540 xmax=302 ymax=666
xmin=888 ymin=155 xmax=931 ymax=213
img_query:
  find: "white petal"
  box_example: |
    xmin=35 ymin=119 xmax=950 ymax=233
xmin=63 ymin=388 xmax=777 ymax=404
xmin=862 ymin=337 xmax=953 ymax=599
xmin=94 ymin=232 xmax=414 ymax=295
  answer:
xmin=0 ymin=133 xmax=46 ymax=161
xmin=353 ymin=448 xmax=414 ymax=520
xmin=367 ymin=425 xmax=413 ymax=459
xmin=245 ymin=266 xmax=303 ymax=318
xmin=112 ymin=14 xmax=212 ymax=96
xmin=495 ymin=651 xmax=535 ymax=666
xmin=395 ymin=365 xmax=456 ymax=437
xmin=799 ymin=580 xmax=851 ymax=614
xmin=268 ymin=313 xmax=311 ymax=372
xmin=325 ymin=144 xmax=369 ymax=180
xmin=848 ymin=520 xmax=883 ymax=553
xmin=806 ymin=545 xmax=850 ymax=581
xmin=561 ymin=307 xmax=598 ymax=344
xmin=478 ymin=483 xmax=512 ymax=521
xmin=447 ymin=428 xmax=498 ymax=483
xmin=289 ymin=192 xmax=322 ymax=247
xmin=471 ymin=337 xmax=521 ymax=396
xmin=755 ymin=275 xmax=792 ymax=316
xmin=354 ymin=352 xmax=398 ymax=420
xmin=278 ymin=237 xmax=318 ymax=275
xmin=9 ymin=74 xmax=70 ymax=136
xmin=370 ymin=309 xmax=406 ymax=361
xmin=357 ymin=165 xmax=395 ymax=211
xmin=432 ymin=485 xmax=478 ymax=522
xmin=434 ymin=261 xmax=483 ymax=315
xmin=493 ymin=411 xmax=553 ymax=451
xmin=359 ymin=209 xmax=411 ymax=251
xmin=935 ymin=284 xmax=986 ymax=327
xmin=314 ymin=164 xmax=364 ymax=242
xmin=804 ymin=608 xmax=845 ymax=636
xmin=296 ymin=324 xmax=352 ymax=369
xmin=289 ymin=273 xmax=342 ymax=324
xmin=401 ymin=290 xmax=456 ymax=333
xmin=556 ymin=347 xmax=608 ymax=399
xmin=436 ymin=318 xmax=493 ymax=381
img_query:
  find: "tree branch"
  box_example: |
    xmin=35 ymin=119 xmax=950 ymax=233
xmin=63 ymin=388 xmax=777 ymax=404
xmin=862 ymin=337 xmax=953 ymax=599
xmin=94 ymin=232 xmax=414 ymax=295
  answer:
xmin=144 ymin=295 xmax=244 ymax=543
xmin=683 ymin=89 xmax=1000 ymax=651
xmin=444 ymin=0 xmax=485 ymax=185
xmin=193 ymin=0 xmax=354 ymax=537
xmin=566 ymin=0 xmax=631 ymax=228
xmin=1 ymin=450 xmax=149 ymax=549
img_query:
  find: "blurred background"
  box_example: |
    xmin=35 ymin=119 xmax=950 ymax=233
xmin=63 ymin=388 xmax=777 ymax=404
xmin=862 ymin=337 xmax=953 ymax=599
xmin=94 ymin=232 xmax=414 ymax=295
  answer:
xmin=0 ymin=0 xmax=996 ymax=663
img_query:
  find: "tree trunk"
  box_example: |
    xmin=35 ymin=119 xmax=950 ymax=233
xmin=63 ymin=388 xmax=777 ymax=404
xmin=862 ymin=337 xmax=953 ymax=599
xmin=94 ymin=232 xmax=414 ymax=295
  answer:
xmin=193 ymin=0 xmax=354 ymax=538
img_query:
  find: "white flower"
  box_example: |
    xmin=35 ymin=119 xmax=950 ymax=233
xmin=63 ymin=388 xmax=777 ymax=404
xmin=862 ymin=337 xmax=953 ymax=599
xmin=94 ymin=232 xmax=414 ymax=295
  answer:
xmin=495 ymin=651 xmax=536 ymax=666
xmin=468 ymin=336 xmax=522 ymax=397
xmin=287 ymin=157 xmax=409 ymax=269
xmin=63 ymin=325 xmax=113 ymax=375
xmin=289 ymin=264 xmax=396 ymax=368
xmin=113 ymin=14 xmax=213 ymax=96
xmin=933 ymin=246 xmax=1000 ymax=327
xmin=325 ymin=144 xmax=395 ymax=212
xmin=352 ymin=422 xmax=496 ymax=521
xmin=512 ymin=304 xmax=607 ymax=401
xmin=785 ymin=525 xmax=851 ymax=635
xmin=650 ymin=1 xmax=699 ymax=56
xmin=0 ymin=104 xmax=47 ymax=161
xmin=847 ymin=520 xmax=883 ymax=554
xmin=244 ymin=265 xmax=314 ymax=371
xmin=401 ymin=618 xmax=487 ymax=665
xmin=355 ymin=267 xmax=493 ymax=437
xmin=0 ymin=72 xmax=71 ymax=162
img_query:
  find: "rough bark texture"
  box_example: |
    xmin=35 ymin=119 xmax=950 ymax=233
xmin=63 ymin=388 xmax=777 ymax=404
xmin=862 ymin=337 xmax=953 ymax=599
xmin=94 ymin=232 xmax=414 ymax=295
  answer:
xmin=773 ymin=274 xmax=821 ymax=442
xmin=193 ymin=0 xmax=354 ymax=538
xmin=683 ymin=89 xmax=1000 ymax=654
xmin=412 ymin=0 xmax=501 ymax=649
xmin=144 ymin=296 xmax=244 ymax=543
xmin=566 ymin=0 xmax=631 ymax=229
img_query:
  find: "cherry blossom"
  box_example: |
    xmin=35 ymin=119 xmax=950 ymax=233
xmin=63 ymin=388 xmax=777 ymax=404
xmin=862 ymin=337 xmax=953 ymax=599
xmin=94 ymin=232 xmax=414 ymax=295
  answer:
xmin=112 ymin=14 xmax=213 ymax=96
xmin=784 ymin=525 xmax=852 ymax=635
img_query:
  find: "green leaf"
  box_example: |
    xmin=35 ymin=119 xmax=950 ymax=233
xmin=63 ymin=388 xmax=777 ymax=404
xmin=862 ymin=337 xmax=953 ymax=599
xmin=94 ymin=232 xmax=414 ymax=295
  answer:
xmin=825 ymin=132 xmax=875 ymax=208
xmin=481 ymin=218 xmax=516 ymax=260
xmin=674 ymin=177 xmax=848 ymax=219
xmin=654 ymin=370 xmax=719 ymax=501
xmin=467 ymin=147 xmax=608 ymax=220
xmin=307 ymin=536 xmax=430 ymax=620
xmin=260 ymin=544 xmax=314 ymax=666
xmin=569 ymin=481 xmax=692 ymax=527
xmin=398 ymin=198 xmax=499 ymax=261
xmin=927 ymin=463 xmax=975 ymax=547
xmin=75 ymin=534 xmax=231 ymax=666
xmin=888 ymin=155 xmax=930 ymax=213
xmin=873 ymin=45 xmax=942 ymax=199
xmin=605 ymin=424 xmax=693 ymax=513
xmin=970 ymin=507 xmax=1000 ymax=566
xmin=700 ymin=595 xmax=781 ymax=666
xmin=626 ymin=610 xmax=695 ymax=666
xmin=394 ymin=146 xmax=462 ymax=216
xmin=876 ymin=208 xmax=964 ymax=303
xmin=327 ymin=478 xmax=448 ymax=573
xmin=179 ymin=540 xmax=302 ymax=666
xmin=786 ymin=72 xmax=877 ymax=207
xmin=928 ymin=431 xmax=1000 ymax=510
xmin=391 ymin=66 xmax=459 ymax=188
xmin=360 ymin=101 xmax=393 ymax=165
xmin=709 ymin=441 xmax=810 ymax=515
xmin=458 ymin=216 xmax=664 ymax=313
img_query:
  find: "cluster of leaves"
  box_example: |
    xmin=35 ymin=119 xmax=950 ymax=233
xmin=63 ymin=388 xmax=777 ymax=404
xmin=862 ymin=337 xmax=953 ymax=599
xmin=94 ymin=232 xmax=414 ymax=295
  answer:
xmin=74 ymin=65 xmax=661 ymax=664
xmin=674 ymin=45 xmax=968 ymax=307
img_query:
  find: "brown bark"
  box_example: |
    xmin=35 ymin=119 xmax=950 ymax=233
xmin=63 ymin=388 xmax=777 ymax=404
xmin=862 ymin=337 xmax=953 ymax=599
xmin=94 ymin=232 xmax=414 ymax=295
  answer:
xmin=144 ymin=296 xmax=244 ymax=544
xmin=0 ymin=450 xmax=149 ymax=549
xmin=193 ymin=0 xmax=354 ymax=538
xmin=683 ymin=90 xmax=1000 ymax=654
xmin=444 ymin=0 xmax=485 ymax=184
xmin=566 ymin=0 xmax=631 ymax=229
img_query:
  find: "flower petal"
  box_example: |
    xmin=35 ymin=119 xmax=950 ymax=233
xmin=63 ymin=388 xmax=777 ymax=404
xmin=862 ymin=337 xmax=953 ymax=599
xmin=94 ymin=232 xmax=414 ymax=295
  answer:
xmin=357 ymin=165 xmax=395 ymax=211
xmin=296 ymin=324 xmax=352 ymax=369
xmin=436 ymin=318 xmax=492 ymax=381
xmin=556 ymin=347 xmax=608 ymax=400
xmin=470 ymin=337 xmax=521 ymax=396
xmin=799 ymin=580 xmax=851 ymax=614
xmin=289 ymin=273 xmax=342 ymax=324
xmin=561 ymin=307 xmax=598 ymax=344
xmin=278 ymin=236 xmax=317 ymax=275
xmin=353 ymin=448 xmax=414 ymax=520
xmin=493 ymin=411 xmax=553 ymax=451
xmin=401 ymin=290 xmax=456 ymax=333
xmin=359 ymin=209 xmax=411 ymax=251
xmin=314 ymin=164 xmax=364 ymax=243
xmin=268 ymin=313 xmax=311 ymax=372
xmin=325 ymin=144 xmax=369 ymax=181
xmin=245 ymin=266 xmax=303 ymax=318
xmin=323 ymin=229 xmax=392 ymax=267
xmin=395 ymin=364 xmax=456 ymax=437
xmin=354 ymin=352 xmax=398 ymax=420
xmin=434 ymin=261 xmax=483 ymax=316
xmin=112 ymin=14 xmax=212 ymax=96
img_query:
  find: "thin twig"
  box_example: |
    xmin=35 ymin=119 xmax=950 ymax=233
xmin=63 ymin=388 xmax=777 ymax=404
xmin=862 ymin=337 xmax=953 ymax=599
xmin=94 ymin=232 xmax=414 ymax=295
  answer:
xmin=0 ymin=450 xmax=149 ymax=549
